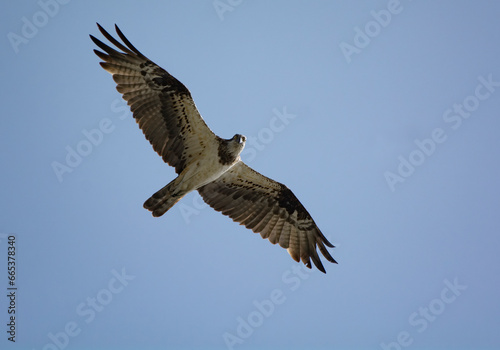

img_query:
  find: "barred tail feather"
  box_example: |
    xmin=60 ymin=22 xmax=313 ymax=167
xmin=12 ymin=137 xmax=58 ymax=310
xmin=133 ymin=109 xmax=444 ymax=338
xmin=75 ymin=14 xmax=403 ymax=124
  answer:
xmin=144 ymin=181 xmax=186 ymax=217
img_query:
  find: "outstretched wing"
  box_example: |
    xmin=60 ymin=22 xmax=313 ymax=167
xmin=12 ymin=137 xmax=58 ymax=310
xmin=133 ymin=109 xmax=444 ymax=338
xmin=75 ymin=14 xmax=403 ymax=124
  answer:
xmin=198 ymin=161 xmax=336 ymax=273
xmin=90 ymin=24 xmax=216 ymax=174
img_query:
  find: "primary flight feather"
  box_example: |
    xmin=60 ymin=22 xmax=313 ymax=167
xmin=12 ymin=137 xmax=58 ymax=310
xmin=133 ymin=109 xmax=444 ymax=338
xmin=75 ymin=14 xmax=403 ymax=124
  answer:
xmin=90 ymin=24 xmax=337 ymax=273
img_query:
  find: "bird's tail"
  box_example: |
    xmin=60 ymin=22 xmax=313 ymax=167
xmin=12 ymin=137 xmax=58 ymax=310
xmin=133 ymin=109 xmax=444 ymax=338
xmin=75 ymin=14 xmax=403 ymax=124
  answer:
xmin=143 ymin=179 xmax=187 ymax=217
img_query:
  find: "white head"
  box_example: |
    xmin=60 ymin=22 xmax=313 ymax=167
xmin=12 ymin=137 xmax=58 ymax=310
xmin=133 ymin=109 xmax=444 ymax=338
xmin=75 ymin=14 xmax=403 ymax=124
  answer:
xmin=230 ymin=134 xmax=246 ymax=155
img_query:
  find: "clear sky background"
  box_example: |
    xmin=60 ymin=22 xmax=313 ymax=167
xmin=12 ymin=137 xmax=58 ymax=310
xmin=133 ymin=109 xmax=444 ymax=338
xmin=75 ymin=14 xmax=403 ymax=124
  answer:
xmin=1 ymin=1 xmax=500 ymax=350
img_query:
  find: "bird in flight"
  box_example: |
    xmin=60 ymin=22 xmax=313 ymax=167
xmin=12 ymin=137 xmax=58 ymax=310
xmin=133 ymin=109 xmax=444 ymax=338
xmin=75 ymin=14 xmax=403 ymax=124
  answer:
xmin=90 ymin=24 xmax=337 ymax=273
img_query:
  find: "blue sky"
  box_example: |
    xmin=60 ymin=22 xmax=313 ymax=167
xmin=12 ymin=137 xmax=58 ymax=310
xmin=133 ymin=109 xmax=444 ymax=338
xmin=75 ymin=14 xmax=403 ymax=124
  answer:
xmin=1 ymin=1 xmax=500 ymax=349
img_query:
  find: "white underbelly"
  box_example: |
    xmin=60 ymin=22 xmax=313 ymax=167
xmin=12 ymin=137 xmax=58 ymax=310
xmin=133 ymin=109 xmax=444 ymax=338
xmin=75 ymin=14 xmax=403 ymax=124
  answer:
xmin=178 ymin=156 xmax=237 ymax=192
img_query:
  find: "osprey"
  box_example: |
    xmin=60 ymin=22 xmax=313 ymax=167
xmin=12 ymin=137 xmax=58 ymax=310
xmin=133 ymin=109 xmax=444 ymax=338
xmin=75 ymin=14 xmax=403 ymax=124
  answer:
xmin=90 ymin=24 xmax=337 ymax=273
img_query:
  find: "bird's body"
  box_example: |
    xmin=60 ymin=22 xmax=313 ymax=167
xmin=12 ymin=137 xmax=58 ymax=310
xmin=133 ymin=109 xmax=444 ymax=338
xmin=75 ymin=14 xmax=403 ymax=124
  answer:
xmin=144 ymin=134 xmax=246 ymax=216
xmin=90 ymin=24 xmax=337 ymax=273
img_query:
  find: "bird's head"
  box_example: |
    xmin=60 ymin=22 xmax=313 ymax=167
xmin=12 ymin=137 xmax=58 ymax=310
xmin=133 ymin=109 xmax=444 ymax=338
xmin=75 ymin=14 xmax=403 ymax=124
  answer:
xmin=229 ymin=134 xmax=246 ymax=155
xmin=233 ymin=134 xmax=246 ymax=145
xmin=218 ymin=134 xmax=247 ymax=165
